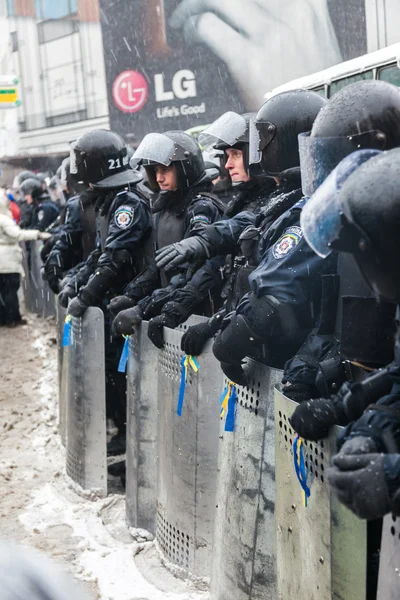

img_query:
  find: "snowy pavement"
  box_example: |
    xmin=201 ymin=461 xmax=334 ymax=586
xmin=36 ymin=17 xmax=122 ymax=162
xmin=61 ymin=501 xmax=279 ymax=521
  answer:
xmin=0 ymin=315 xmax=209 ymax=600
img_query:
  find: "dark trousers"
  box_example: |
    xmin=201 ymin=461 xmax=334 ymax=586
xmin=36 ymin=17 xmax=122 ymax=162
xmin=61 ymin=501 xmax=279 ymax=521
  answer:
xmin=0 ymin=273 xmax=22 ymax=325
xmin=104 ymin=308 xmax=127 ymax=434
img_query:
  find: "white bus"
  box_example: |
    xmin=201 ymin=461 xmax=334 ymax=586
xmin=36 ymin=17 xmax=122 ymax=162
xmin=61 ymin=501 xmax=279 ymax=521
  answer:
xmin=265 ymin=43 xmax=400 ymax=100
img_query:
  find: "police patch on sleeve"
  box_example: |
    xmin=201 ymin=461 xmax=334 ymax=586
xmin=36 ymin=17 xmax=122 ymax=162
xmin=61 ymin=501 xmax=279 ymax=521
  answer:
xmin=190 ymin=214 xmax=211 ymax=227
xmin=115 ymin=205 xmax=134 ymax=229
xmin=273 ymin=226 xmax=303 ymax=260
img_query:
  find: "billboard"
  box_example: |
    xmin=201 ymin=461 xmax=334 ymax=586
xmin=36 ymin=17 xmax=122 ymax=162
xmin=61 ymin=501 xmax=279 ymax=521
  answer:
xmin=99 ymin=0 xmax=367 ymax=142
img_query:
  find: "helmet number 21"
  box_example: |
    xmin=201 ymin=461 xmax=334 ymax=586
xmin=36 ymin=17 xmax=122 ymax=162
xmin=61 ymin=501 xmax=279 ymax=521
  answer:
xmin=108 ymin=158 xmax=122 ymax=170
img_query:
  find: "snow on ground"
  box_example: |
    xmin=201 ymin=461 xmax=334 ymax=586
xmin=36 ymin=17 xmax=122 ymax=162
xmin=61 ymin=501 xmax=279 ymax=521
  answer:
xmin=0 ymin=314 xmax=208 ymax=600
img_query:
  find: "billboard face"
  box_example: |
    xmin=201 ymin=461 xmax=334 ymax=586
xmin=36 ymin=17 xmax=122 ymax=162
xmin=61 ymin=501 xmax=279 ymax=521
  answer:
xmin=100 ymin=0 xmax=367 ymax=141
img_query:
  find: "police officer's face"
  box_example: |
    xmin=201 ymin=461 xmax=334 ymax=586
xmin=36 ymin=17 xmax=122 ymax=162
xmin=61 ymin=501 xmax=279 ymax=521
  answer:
xmin=225 ymin=148 xmax=250 ymax=183
xmin=25 ymin=194 xmax=33 ymax=205
xmin=155 ymin=164 xmax=178 ymax=191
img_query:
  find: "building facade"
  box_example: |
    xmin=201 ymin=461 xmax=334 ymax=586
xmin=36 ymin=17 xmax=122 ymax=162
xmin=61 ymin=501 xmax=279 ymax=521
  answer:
xmin=0 ymin=0 xmax=109 ymax=176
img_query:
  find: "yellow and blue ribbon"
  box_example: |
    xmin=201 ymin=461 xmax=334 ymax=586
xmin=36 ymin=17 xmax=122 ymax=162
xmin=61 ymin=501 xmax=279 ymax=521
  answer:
xmin=118 ymin=335 xmax=130 ymax=373
xmin=293 ymin=436 xmax=311 ymax=507
xmin=219 ymin=381 xmax=237 ymax=432
xmin=62 ymin=315 xmax=72 ymax=347
xmin=177 ymin=355 xmax=200 ymax=416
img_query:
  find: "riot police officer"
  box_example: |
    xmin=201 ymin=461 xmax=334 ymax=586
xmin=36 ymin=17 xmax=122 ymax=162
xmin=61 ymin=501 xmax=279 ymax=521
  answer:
xmin=291 ymin=148 xmax=400 ymax=555
xmin=156 ymin=90 xmax=330 ymax=384
xmin=20 ymin=177 xmax=59 ymax=231
xmin=110 ymin=130 xmax=225 ymax=348
xmin=64 ymin=129 xmax=153 ymax=456
xmin=43 ymin=159 xmax=86 ymax=294
xmin=156 ymin=111 xmax=275 ymax=356
xmin=287 ymin=80 xmax=400 ymax=440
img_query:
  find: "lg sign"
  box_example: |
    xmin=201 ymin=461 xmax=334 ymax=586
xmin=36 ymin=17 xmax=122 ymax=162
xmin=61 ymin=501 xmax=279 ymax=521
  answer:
xmin=112 ymin=69 xmax=197 ymax=113
xmin=112 ymin=70 xmax=148 ymax=113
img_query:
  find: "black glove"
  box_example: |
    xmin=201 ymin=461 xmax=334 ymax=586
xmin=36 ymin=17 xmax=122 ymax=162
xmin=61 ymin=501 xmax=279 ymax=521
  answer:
xmin=283 ymin=383 xmax=314 ymax=403
xmin=220 ymin=361 xmax=249 ymax=387
xmin=112 ymin=306 xmax=143 ymax=336
xmin=148 ymin=314 xmax=177 ymax=349
xmin=327 ymin=453 xmax=392 ymax=520
xmin=290 ymin=397 xmax=343 ymax=442
xmin=338 ymin=436 xmax=377 ymax=455
xmin=68 ymin=296 xmax=89 ymax=318
xmin=108 ymin=295 xmax=136 ymax=316
xmin=47 ymin=273 xmax=60 ymax=295
xmin=58 ymin=284 xmax=77 ymax=308
xmin=155 ymin=237 xmax=210 ymax=272
xmin=213 ymin=313 xmax=261 ymax=365
xmin=141 ymin=289 xmax=172 ymax=320
xmin=181 ymin=322 xmax=213 ymax=356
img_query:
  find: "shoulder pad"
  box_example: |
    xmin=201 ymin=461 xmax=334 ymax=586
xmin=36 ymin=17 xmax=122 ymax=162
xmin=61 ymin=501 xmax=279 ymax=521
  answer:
xmin=191 ymin=192 xmax=225 ymax=213
xmin=117 ymin=188 xmax=150 ymax=206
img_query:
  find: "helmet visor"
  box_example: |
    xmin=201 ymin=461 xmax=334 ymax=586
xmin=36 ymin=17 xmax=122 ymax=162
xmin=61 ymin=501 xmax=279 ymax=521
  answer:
xmin=300 ymin=149 xmax=382 ymax=258
xmin=69 ymin=143 xmax=82 ymax=176
xmin=299 ymin=131 xmax=386 ymax=196
xmin=130 ymin=133 xmax=186 ymax=168
xmin=248 ymin=119 xmax=276 ymax=166
xmin=199 ymin=112 xmax=248 ymax=150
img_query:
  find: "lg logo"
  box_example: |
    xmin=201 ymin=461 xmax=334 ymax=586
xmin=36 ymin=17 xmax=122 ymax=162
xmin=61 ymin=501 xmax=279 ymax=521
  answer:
xmin=154 ymin=70 xmax=197 ymax=102
xmin=112 ymin=70 xmax=149 ymax=113
xmin=112 ymin=69 xmax=197 ymax=113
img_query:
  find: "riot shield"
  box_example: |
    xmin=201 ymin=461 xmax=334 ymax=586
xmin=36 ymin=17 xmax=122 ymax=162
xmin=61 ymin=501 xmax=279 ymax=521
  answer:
xmin=156 ymin=322 xmax=224 ymax=578
xmin=210 ymin=362 xmax=282 ymax=600
xmin=32 ymin=241 xmax=56 ymax=318
xmin=125 ymin=321 xmax=159 ymax=534
xmin=21 ymin=241 xmax=56 ymax=317
xmin=66 ymin=307 xmax=107 ymax=495
xmin=377 ymin=514 xmax=400 ymax=599
xmin=21 ymin=242 xmax=37 ymax=313
xmin=275 ymin=389 xmax=367 ymax=599
xmin=56 ymin=300 xmax=68 ymax=446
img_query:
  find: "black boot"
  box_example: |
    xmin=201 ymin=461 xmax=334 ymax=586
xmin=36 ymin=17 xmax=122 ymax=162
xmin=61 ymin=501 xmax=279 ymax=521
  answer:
xmin=108 ymin=460 xmax=126 ymax=477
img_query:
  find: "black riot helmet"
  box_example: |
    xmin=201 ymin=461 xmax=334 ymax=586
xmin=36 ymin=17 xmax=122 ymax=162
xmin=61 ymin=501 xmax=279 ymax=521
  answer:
xmin=300 ymin=80 xmax=400 ymax=196
xmin=199 ymin=111 xmax=254 ymax=173
xmin=249 ymin=89 xmax=327 ymax=179
xmin=130 ymin=130 xmax=206 ymax=192
xmin=70 ymin=129 xmax=142 ymax=190
xmin=20 ymin=178 xmax=43 ymax=201
xmin=13 ymin=170 xmax=36 ymax=188
xmin=301 ymin=148 xmax=400 ymax=303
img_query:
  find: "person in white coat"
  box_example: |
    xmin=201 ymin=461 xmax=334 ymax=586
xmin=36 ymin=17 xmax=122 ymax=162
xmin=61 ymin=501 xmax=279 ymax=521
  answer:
xmin=0 ymin=190 xmax=51 ymax=326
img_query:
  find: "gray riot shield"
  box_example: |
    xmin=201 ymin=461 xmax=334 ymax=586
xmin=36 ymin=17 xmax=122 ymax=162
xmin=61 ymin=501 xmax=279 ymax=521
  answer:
xmin=56 ymin=300 xmax=68 ymax=446
xmin=275 ymin=389 xmax=367 ymax=600
xmin=22 ymin=241 xmax=56 ymax=317
xmin=21 ymin=242 xmax=36 ymax=313
xmin=32 ymin=241 xmax=56 ymax=318
xmin=377 ymin=514 xmax=400 ymax=599
xmin=156 ymin=322 xmax=224 ymax=578
xmin=125 ymin=321 xmax=159 ymax=534
xmin=210 ymin=362 xmax=282 ymax=600
xmin=66 ymin=307 xmax=107 ymax=496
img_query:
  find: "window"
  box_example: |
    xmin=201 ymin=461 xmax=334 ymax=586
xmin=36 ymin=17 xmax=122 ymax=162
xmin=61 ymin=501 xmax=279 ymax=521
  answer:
xmin=35 ymin=0 xmax=77 ymax=20
xmin=7 ymin=0 xmax=14 ymax=16
xmin=310 ymin=85 xmax=327 ymax=98
xmin=10 ymin=32 xmax=18 ymax=52
xmin=329 ymin=71 xmax=374 ymax=97
xmin=38 ymin=19 xmax=79 ymax=44
xmin=378 ymin=64 xmax=400 ymax=88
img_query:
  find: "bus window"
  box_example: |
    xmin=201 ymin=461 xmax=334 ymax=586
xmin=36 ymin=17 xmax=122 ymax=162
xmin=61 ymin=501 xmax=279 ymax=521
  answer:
xmin=310 ymin=85 xmax=327 ymax=98
xmin=378 ymin=63 xmax=400 ymax=87
xmin=329 ymin=70 xmax=374 ymax=97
